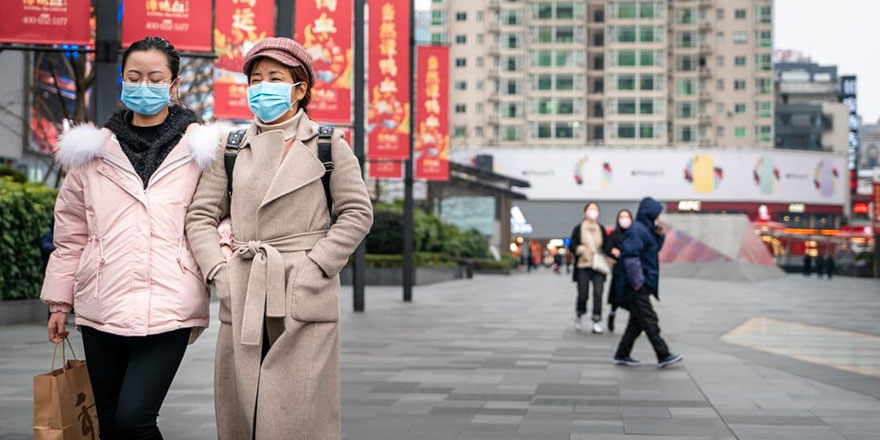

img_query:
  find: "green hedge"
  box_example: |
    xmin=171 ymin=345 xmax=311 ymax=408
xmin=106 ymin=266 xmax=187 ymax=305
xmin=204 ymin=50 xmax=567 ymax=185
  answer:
xmin=366 ymin=203 xmax=490 ymax=259
xmin=0 ymin=177 xmax=57 ymax=300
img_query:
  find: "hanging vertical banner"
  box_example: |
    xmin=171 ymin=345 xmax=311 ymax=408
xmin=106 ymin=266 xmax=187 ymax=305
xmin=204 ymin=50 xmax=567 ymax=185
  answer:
xmin=367 ymin=0 xmax=410 ymax=160
xmin=369 ymin=160 xmax=403 ymax=179
xmin=415 ymin=45 xmax=449 ymax=181
xmin=1 ymin=1 xmax=91 ymax=46
xmin=295 ymin=0 xmax=353 ymax=124
xmin=213 ymin=0 xmax=273 ymax=119
xmin=122 ymin=0 xmax=213 ymax=52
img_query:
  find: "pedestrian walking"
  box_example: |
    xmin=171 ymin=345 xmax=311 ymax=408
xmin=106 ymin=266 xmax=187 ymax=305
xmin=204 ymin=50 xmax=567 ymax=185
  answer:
xmin=553 ymin=249 xmax=563 ymax=274
xmin=825 ymin=254 xmax=835 ymax=279
xmin=612 ymin=197 xmax=683 ymax=368
xmin=568 ymin=202 xmax=612 ymax=334
xmin=40 ymin=36 xmax=223 ymax=438
xmin=605 ymin=209 xmax=633 ymax=333
xmin=803 ymin=254 xmax=812 ymax=276
xmin=816 ymin=253 xmax=825 ymax=278
xmin=186 ymin=37 xmax=373 ymax=439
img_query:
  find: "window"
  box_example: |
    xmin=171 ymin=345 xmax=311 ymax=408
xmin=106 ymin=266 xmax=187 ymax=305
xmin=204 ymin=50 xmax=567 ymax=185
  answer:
xmin=756 ymin=125 xmax=772 ymax=142
xmin=640 ymin=2 xmax=655 ymax=18
xmin=756 ymin=30 xmax=772 ymax=48
xmin=717 ymin=55 xmax=724 ymax=67
xmin=676 ymin=125 xmax=694 ymax=142
xmin=555 ymin=50 xmax=574 ymax=67
xmin=557 ymin=27 xmax=574 ymax=43
xmin=734 ymin=126 xmax=746 ymax=138
xmin=537 ymin=50 xmax=553 ymax=67
xmin=734 ymin=79 xmax=746 ymax=90
xmin=476 ymin=81 xmax=484 ymax=90
xmin=537 ymin=123 xmax=552 ymax=138
xmin=455 ymin=35 xmax=467 ymax=44
xmin=735 ymin=103 xmax=746 ymax=114
xmin=455 ymin=104 xmax=466 ymax=114
xmin=455 ymin=11 xmax=467 ymax=21
xmin=677 ymin=8 xmax=694 ymax=24
xmin=755 ymin=54 xmax=772 ymax=71
xmin=556 ymin=122 xmax=576 ymax=138
xmin=734 ymin=9 xmax=746 ymax=19
xmin=477 ymin=33 xmax=484 ymax=44
xmin=716 ymin=103 xmax=724 ymax=115
xmin=640 ymin=26 xmax=654 ymax=42
xmin=431 ymin=10 xmax=444 ymax=25
xmin=538 ymin=4 xmax=553 ymax=19
xmin=476 ymin=57 xmax=484 ymax=68
xmin=639 ymin=123 xmax=654 ymax=138
xmin=558 ymin=99 xmax=574 ymax=114
xmin=677 ymin=31 xmax=693 ymax=48
xmin=677 ymin=102 xmax=694 ymax=118
xmin=537 ymin=75 xmax=552 ymax=90
xmin=538 ymin=27 xmax=553 ymax=43
xmin=506 ymin=80 xmax=519 ymax=95
xmin=618 ymin=74 xmax=636 ymax=90
xmin=557 ymin=75 xmax=574 ymax=90
xmin=506 ymin=57 xmax=520 ymax=72
xmin=455 ymin=81 xmax=467 ymax=91
xmin=716 ymin=8 xmax=724 ymax=20
xmin=618 ymin=123 xmax=636 ymax=139
xmin=475 ymin=127 xmax=484 ymax=137
xmin=619 ymin=2 xmax=636 ymax=19
xmin=756 ymin=78 xmax=772 ymax=95
xmin=477 ymin=11 xmax=483 ymax=21
xmin=557 ymin=3 xmax=575 ymax=19
xmin=454 ymin=126 xmax=467 ymax=137
xmin=756 ymin=6 xmax=771 ymax=24
xmin=455 ymin=57 xmax=467 ymax=67
xmin=504 ymin=9 xmax=522 ymax=25
xmin=507 ymin=34 xmax=520 ymax=48
xmin=640 ymin=50 xmax=654 ymax=66
xmin=503 ymin=126 xmax=521 ymax=141
xmin=756 ymin=101 xmax=772 ymax=118
xmin=676 ymin=79 xmax=695 ymax=95
xmin=640 ymin=99 xmax=654 ymax=114
xmin=618 ymin=50 xmax=636 ymax=66
xmin=640 ymin=74 xmax=654 ymax=90
xmin=537 ymin=99 xmax=553 ymax=114
xmin=505 ymin=103 xmax=518 ymax=117
xmin=733 ymin=32 xmax=747 ymax=44
xmin=716 ymin=79 xmax=724 ymax=91
xmin=619 ymin=26 xmax=636 ymax=43
xmin=431 ymin=33 xmax=444 ymax=44
xmin=735 ymin=56 xmax=746 ymax=66
xmin=716 ymin=32 xmax=724 ymax=44
xmin=619 ymin=99 xmax=636 ymax=114
xmin=677 ymin=55 xmax=695 ymax=71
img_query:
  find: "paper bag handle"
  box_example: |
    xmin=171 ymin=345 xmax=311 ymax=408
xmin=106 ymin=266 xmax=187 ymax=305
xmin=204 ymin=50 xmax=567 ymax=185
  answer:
xmin=51 ymin=338 xmax=79 ymax=372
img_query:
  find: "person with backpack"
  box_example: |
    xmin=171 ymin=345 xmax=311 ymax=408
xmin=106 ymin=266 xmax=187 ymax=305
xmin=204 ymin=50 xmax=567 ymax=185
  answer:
xmin=185 ymin=37 xmax=373 ymax=439
xmin=612 ymin=197 xmax=683 ymax=369
xmin=40 ymin=36 xmax=223 ymax=438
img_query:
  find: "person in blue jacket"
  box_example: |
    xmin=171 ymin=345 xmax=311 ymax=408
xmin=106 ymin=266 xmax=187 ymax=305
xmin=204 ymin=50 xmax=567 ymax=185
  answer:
xmin=612 ymin=197 xmax=683 ymax=368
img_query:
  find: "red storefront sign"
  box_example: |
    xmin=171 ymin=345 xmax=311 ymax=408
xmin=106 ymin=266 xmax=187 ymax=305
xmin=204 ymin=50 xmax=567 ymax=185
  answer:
xmin=369 ymin=160 xmax=403 ymax=179
xmin=296 ymin=0 xmax=352 ymax=124
xmin=1 ymin=1 xmax=91 ymax=46
xmin=367 ymin=0 xmax=410 ymax=160
xmin=213 ymin=0 xmax=273 ymax=119
xmin=873 ymin=182 xmax=880 ymax=227
xmin=415 ymin=45 xmax=449 ymax=181
xmin=122 ymin=0 xmax=213 ymax=52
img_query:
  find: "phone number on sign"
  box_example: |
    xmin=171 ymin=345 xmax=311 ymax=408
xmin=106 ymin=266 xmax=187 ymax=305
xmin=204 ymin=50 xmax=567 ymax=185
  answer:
xmin=146 ymin=21 xmax=190 ymax=32
xmin=22 ymin=15 xmax=67 ymax=26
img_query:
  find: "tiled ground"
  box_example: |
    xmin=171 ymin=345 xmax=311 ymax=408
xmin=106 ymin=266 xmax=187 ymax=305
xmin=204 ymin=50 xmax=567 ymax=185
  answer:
xmin=2 ymin=270 xmax=880 ymax=439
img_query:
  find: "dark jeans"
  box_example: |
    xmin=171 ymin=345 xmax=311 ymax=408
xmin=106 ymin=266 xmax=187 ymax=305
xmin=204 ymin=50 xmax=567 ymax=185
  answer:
xmin=575 ymin=267 xmax=606 ymax=322
xmin=614 ymin=288 xmax=670 ymax=361
xmin=81 ymin=326 xmax=190 ymax=440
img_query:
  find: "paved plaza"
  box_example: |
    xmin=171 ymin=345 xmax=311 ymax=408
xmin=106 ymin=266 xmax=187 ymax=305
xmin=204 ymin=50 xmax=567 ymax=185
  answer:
xmin=2 ymin=270 xmax=880 ymax=439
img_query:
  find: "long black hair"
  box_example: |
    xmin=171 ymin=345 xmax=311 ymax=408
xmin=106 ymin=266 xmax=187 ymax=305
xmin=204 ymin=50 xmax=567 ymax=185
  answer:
xmin=614 ymin=209 xmax=633 ymax=232
xmin=122 ymin=36 xmax=181 ymax=80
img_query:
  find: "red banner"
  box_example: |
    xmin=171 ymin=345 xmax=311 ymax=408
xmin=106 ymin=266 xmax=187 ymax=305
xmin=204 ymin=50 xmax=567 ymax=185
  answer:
xmin=1 ymin=1 xmax=91 ymax=46
xmin=873 ymin=182 xmax=880 ymax=228
xmin=367 ymin=0 xmax=410 ymax=160
xmin=213 ymin=0 xmax=273 ymax=119
xmin=295 ymin=0 xmax=352 ymax=125
xmin=415 ymin=46 xmax=449 ymax=181
xmin=122 ymin=0 xmax=213 ymax=52
xmin=369 ymin=160 xmax=403 ymax=179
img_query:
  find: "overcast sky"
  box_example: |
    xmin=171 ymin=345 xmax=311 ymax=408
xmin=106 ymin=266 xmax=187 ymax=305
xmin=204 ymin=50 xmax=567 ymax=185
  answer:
xmin=774 ymin=0 xmax=880 ymax=124
xmin=414 ymin=0 xmax=879 ymax=123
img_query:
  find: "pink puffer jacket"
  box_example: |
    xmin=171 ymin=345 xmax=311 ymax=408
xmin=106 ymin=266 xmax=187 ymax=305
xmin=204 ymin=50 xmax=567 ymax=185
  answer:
xmin=40 ymin=123 xmax=224 ymax=336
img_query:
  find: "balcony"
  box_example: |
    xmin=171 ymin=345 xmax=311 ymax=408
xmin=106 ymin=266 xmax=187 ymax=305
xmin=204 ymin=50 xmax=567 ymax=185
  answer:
xmin=488 ymin=0 xmax=500 ymax=10
xmin=487 ymin=113 xmax=500 ymax=125
xmin=698 ymin=42 xmax=711 ymax=54
xmin=698 ymin=114 xmax=713 ymax=125
xmin=698 ymin=0 xmax=713 ymax=8
xmin=699 ymin=67 xmax=712 ymax=79
xmin=698 ymin=20 xmax=712 ymax=31
xmin=487 ymin=44 xmax=500 ymax=55
xmin=698 ymin=90 xmax=712 ymax=102
xmin=487 ymin=21 xmax=500 ymax=33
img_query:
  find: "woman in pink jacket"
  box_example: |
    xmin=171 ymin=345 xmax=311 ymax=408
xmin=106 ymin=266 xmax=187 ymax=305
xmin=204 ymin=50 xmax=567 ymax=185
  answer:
xmin=41 ymin=37 xmax=223 ymax=439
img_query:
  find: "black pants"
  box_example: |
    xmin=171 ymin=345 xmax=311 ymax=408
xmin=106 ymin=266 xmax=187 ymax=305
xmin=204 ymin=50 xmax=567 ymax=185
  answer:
xmin=575 ymin=267 xmax=605 ymax=322
xmin=81 ymin=326 xmax=190 ymax=440
xmin=614 ymin=288 xmax=670 ymax=361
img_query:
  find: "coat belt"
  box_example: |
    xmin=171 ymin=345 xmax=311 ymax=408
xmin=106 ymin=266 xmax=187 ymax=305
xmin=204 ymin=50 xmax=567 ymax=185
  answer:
xmin=232 ymin=230 xmax=328 ymax=346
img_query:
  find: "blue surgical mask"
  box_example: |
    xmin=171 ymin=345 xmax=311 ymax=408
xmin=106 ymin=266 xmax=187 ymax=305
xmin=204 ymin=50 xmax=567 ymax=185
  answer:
xmin=120 ymin=81 xmax=172 ymax=116
xmin=247 ymin=81 xmax=300 ymax=123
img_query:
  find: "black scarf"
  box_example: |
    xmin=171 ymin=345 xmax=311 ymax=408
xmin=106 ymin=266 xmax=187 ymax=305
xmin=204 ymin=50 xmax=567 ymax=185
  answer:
xmin=104 ymin=105 xmax=198 ymax=188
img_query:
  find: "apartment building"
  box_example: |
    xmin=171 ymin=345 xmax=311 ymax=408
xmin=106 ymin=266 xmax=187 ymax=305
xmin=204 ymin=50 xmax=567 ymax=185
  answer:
xmin=429 ymin=0 xmax=774 ymax=148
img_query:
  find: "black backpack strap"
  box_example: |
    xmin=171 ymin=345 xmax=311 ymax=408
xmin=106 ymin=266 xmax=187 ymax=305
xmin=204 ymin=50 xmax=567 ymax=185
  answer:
xmin=224 ymin=129 xmax=246 ymax=197
xmin=317 ymin=125 xmax=334 ymax=217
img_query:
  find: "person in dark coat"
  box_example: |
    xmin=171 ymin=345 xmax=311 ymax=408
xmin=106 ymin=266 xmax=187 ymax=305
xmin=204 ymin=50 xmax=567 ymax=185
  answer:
xmin=606 ymin=209 xmax=633 ymax=333
xmin=815 ymin=253 xmax=825 ymax=278
xmin=40 ymin=218 xmax=56 ymax=271
xmin=568 ymin=202 xmax=612 ymax=333
xmin=612 ymin=197 xmax=683 ymax=368
xmin=802 ymin=255 xmax=812 ymax=276
xmin=825 ymin=254 xmax=835 ymax=279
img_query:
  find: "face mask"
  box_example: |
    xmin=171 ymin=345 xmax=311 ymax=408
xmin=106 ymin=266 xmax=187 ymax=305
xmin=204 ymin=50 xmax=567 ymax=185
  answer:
xmin=586 ymin=210 xmax=599 ymax=221
xmin=619 ymin=218 xmax=632 ymax=229
xmin=247 ymin=81 xmax=300 ymax=123
xmin=121 ymin=81 xmax=171 ymax=116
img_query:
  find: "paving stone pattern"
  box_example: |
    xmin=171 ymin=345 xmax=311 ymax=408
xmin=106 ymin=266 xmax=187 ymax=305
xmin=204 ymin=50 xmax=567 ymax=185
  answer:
xmin=1 ymin=271 xmax=879 ymax=439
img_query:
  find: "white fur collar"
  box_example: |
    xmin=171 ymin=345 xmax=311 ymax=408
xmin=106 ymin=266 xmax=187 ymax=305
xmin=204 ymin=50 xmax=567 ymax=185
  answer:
xmin=55 ymin=124 xmax=107 ymax=169
xmin=186 ymin=123 xmax=231 ymax=171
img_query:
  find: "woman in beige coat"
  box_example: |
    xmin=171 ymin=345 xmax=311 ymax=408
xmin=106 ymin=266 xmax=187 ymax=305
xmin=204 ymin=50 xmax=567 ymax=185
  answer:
xmin=185 ymin=38 xmax=372 ymax=439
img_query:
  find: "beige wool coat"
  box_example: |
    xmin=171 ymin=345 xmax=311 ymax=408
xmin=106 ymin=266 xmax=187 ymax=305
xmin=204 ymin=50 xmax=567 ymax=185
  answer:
xmin=185 ymin=111 xmax=372 ymax=440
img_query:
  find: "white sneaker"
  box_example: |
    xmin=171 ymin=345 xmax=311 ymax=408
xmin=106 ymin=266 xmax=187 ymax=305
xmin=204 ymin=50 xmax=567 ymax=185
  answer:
xmin=592 ymin=322 xmax=604 ymax=334
xmin=574 ymin=317 xmax=583 ymax=332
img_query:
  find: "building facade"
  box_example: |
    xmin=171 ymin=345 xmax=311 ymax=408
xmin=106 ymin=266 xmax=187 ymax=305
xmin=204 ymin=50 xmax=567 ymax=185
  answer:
xmin=429 ymin=0 xmax=774 ymax=148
